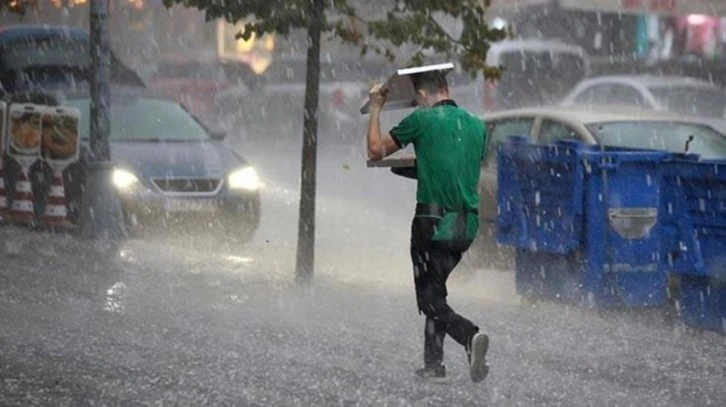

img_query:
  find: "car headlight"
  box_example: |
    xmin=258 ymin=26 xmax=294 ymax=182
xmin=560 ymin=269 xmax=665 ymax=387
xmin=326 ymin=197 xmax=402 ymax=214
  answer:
xmin=112 ymin=168 xmax=139 ymax=190
xmin=228 ymin=167 xmax=260 ymax=191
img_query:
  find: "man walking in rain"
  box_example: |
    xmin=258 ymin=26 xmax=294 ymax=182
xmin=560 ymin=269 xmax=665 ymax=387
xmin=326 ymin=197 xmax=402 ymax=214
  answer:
xmin=365 ymin=70 xmax=489 ymax=383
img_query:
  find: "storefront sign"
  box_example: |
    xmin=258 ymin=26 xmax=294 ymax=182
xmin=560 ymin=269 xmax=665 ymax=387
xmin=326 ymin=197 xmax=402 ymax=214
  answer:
xmin=559 ymin=0 xmax=726 ymax=16
xmin=621 ymin=0 xmax=675 ymax=12
xmin=488 ymin=0 xmax=551 ymax=6
xmin=490 ymin=0 xmax=726 ymax=16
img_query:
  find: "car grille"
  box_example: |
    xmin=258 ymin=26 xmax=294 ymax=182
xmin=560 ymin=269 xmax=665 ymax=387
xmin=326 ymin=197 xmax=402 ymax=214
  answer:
xmin=152 ymin=178 xmax=222 ymax=195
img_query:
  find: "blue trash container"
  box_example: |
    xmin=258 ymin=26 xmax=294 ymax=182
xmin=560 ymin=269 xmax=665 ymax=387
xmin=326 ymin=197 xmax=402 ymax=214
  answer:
xmin=496 ymin=137 xmax=584 ymax=254
xmin=497 ymin=138 xmax=670 ymax=308
xmin=679 ymin=275 xmax=726 ymax=333
xmin=661 ymin=157 xmax=726 ymax=333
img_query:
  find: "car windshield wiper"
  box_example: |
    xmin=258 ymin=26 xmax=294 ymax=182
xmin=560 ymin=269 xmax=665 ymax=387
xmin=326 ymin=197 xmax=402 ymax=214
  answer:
xmin=685 ymin=135 xmax=695 ymax=154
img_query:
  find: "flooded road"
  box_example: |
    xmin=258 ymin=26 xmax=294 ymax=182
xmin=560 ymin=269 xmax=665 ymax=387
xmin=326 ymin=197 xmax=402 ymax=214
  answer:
xmin=1 ymin=129 xmax=725 ymax=406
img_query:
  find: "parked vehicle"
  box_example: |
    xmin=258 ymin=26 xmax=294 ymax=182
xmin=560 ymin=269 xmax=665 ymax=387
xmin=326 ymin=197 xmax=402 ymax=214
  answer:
xmin=67 ymin=89 xmax=260 ymax=243
xmin=0 ymin=24 xmax=144 ymax=96
xmin=469 ymin=105 xmax=726 ymax=268
xmin=561 ymin=75 xmax=726 ymax=133
xmin=436 ymin=39 xmax=590 ymax=117
xmin=2 ymin=88 xmax=260 ymax=244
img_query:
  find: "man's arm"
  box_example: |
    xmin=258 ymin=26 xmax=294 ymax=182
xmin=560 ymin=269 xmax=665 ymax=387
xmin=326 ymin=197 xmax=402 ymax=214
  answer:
xmin=367 ymin=106 xmax=401 ymax=161
xmin=366 ymin=83 xmax=401 ymax=161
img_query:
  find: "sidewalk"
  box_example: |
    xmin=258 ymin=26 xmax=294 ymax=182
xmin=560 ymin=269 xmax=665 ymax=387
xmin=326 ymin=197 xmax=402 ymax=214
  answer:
xmin=2 ymin=226 xmax=726 ymax=406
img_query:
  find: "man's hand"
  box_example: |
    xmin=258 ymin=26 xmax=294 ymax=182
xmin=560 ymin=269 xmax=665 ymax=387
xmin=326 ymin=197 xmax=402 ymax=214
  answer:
xmin=368 ymin=83 xmax=389 ymax=111
xmin=366 ymin=83 xmax=400 ymax=161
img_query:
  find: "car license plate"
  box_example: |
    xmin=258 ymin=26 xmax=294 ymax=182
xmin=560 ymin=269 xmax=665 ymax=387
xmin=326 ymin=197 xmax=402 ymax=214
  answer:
xmin=164 ymin=198 xmax=217 ymax=213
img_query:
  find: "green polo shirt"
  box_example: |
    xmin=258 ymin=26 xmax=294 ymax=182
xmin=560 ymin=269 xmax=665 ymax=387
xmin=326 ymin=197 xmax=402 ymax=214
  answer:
xmin=390 ymin=100 xmax=487 ymax=241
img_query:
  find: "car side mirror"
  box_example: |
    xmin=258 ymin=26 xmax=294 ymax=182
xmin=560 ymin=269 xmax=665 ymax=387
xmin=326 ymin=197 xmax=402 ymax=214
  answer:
xmin=210 ymin=130 xmax=227 ymax=141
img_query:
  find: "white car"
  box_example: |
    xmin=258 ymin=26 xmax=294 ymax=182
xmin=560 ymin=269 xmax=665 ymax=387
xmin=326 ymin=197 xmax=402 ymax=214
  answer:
xmin=561 ymin=75 xmax=726 ymax=133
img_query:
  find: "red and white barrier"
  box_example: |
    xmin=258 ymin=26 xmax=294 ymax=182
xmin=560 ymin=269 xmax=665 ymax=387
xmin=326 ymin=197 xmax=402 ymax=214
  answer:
xmin=42 ymin=169 xmax=70 ymax=227
xmin=0 ymin=103 xmax=81 ymax=228
xmin=6 ymin=104 xmax=42 ymax=225
xmin=10 ymin=168 xmax=34 ymax=223
xmin=40 ymin=106 xmax=80 ymax=230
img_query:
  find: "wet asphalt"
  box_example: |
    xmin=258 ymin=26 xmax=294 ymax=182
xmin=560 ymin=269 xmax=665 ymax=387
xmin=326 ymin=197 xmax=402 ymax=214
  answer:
xmin=1 ymin=127 xmax=725 ymax=406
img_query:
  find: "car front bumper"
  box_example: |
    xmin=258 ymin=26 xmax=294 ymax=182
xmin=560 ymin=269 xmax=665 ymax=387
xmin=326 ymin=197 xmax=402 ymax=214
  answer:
xmin=116 ymin=185 xmax=261 ymax=234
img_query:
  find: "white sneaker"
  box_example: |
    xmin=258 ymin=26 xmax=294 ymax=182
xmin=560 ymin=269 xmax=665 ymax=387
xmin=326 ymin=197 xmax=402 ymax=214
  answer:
xmin=469 ymin=333 xmax=489 ymax=383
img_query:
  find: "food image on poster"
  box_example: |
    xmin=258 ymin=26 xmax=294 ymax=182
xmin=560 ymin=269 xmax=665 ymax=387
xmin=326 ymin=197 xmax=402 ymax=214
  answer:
xmin=41 ymin=108 xmax=80 ymax=162
xmin=9 ymin=105 xmax=42 ymax=155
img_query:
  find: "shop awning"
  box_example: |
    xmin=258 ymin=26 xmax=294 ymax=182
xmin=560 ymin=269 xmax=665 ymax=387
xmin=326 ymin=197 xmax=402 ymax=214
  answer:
xmin=489 ymin=0 xmax=726 ymax=17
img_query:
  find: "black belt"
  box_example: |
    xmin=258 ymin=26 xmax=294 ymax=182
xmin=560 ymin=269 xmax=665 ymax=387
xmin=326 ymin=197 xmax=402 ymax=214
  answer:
xmin=415 ymin=203 xmax=478 ymax=217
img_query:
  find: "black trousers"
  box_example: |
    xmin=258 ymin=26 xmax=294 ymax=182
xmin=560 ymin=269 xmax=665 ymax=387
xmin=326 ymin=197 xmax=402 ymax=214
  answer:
xmin=410 ymin=215 xmax=479 ymax=368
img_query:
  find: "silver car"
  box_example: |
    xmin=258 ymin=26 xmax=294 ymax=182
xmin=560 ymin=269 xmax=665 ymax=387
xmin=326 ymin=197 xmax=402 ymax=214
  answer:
xmin=561 ymin=75 xmax=726 ymax=133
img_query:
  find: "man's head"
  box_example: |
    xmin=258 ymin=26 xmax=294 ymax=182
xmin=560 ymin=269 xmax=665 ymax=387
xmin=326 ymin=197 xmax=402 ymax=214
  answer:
xmin=411 ymin=70 xmax=449 ymax=108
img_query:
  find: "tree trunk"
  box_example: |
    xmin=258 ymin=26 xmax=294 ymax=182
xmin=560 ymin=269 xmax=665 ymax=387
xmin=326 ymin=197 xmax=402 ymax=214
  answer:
xmin=295 ymin=0 xmax=323 ymax=283
xmin=80 ymin=0 xmax=127 ymax=243
xmin=89 ymin=0 xmax=111 ymax=162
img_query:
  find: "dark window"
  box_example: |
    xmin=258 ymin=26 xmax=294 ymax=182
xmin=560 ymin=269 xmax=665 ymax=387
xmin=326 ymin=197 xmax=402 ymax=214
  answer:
xmin=609 ymin=85 xmax=647 ymax=107
xmin=574 ymin=84 xmax=613 ymax=104
xmin=490 ymin=118 xmax=534 ymax=143
xmin=538 ymin=119 xmax=582 ymax=144
xmin=485 ymin=117 xmax=534 ymax=165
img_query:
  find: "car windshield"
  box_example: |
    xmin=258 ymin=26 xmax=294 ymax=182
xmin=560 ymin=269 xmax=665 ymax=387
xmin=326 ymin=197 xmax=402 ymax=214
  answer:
xmin=649 ymin=86 xmax=726 ymax=118
xmin=66 ymin=96 xmax=210 ymax=141
xmin=587 ymin=121 xmax=726 ymax=159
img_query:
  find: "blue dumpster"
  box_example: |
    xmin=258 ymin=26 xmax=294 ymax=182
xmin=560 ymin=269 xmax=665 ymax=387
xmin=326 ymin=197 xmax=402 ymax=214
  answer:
xmin=497 ymin=138 xmax=670 ymax=308
xmin=678 ymin=276 xmax=726 ymax=333
xmin=661 ymin=158 xmax=726 ymax=332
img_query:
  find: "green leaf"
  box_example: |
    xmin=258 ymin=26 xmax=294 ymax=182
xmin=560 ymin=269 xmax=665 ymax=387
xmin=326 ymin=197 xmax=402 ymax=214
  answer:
xmin=163 ymin=0 xmax=502 ymax=79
